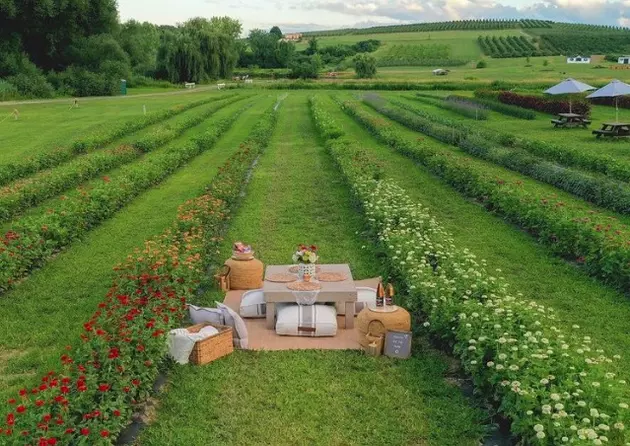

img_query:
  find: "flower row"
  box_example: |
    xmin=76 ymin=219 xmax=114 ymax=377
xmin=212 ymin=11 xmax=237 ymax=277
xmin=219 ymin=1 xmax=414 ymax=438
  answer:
xmin=341 ymin=97 xmax=630 ymax=293
xmin=371 ymin=96 xmax=630 ymax=215
xmin=476 ymin=90 xmax=591 ymax=117
xmin=0 ymin=105 xmax=249 ymax=295
xmin=395 ymin=97 xmax=630 ymax=185
xmin=447 ymin=94 xmax=536 ymax=120
xmin=0 ymin=95 xmax=247 ymax=223
xmin=0 ymin=101 xmax=279 ymax=445
xmin=0 ymin=93 xmax=240 ymax=187
xmin=309 ymin=96 xmax=630 ymax=446
xmin=413 ymin=94 xmax=490 ymax=120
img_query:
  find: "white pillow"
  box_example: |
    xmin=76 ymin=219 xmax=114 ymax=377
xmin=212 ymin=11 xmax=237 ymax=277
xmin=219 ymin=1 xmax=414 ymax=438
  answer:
xmin=216 ymin=302 xmax=249 ymax=349
xmin=239 ymin=289 xmax=266 ymax=318
xmin=276 ymin=304 xmax=337 ymax=337
xmin=188 ymin=304 xmax=225 ymax=325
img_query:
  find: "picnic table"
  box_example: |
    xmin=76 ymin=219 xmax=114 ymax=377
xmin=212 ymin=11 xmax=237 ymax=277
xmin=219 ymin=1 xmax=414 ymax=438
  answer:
xmin=593 ymin=122 xmax=630 ymax=138
xmin=551 ymin=113 xmax=591 ymax=128
xmin=263 ymin=264 xmax=357 ymax=330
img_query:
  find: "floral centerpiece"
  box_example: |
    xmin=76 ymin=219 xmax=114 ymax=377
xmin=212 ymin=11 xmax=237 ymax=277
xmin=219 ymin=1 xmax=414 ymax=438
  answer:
xmin=232 ymin=241 xmax=253 ymax=260
xmin=292 ymin=244 xmax=318 ymax=279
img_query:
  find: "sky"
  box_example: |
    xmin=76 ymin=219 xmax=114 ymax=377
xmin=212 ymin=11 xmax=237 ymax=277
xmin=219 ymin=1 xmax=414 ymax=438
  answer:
xmin=118 ymin=0 xmax=630 ymax=34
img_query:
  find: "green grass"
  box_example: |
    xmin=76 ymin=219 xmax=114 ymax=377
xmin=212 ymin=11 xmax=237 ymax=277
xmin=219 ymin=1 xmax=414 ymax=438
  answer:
xmin=0 ymin=96 xmax=274 ymax=404
xmin=137 ymin=93 xmax=486 ymax=446
xmin=0 ymin=90 xmax=230 ymax=164
xmin=322 ymin=93 xmax=630 ymax=376
xmin=137 ymin=350 xmax=485 ymax=446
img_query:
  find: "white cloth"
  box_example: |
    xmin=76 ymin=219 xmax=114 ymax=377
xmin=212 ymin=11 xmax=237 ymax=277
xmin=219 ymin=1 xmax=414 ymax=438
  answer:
xmin=216 ymin=302 xmax=249 ymax=349
xmin=276 ymin=304 xmax=337 ymax=337
xmin=168 ymin=327 xmax=218 ymax=365
xmin=291 ymin=279 xmax=320 ymax=305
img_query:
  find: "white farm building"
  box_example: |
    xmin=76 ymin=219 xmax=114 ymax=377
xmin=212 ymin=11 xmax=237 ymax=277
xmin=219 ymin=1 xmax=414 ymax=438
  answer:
xmin=619 ymin=56 xmax=630 ymax=65
xmin=566 ymin=56 xmax=591 ymax=64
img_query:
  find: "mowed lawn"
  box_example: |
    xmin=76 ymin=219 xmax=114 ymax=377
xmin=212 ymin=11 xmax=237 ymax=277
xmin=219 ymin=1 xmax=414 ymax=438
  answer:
xmin=137 ymin=94 xmax=486 ymax=446
xmin=0 ymin=89 xmax=229 ymax=163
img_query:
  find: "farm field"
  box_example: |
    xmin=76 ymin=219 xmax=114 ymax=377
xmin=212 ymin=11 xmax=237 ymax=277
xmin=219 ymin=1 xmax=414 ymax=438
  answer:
xmin=3 ymin=85 xmax=630 ymax=446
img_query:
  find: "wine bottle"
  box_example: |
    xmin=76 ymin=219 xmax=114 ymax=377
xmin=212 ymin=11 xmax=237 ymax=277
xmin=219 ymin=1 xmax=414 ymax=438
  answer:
xmin=376 ymin=282 xmax=384 ymax=307
xmin=386 ymin=283 xmax=394 ymax=306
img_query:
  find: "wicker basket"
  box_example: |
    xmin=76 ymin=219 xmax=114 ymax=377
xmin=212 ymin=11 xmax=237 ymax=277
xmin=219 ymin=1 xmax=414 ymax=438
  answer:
xmin=224 ymin=257 xmax=264 ymax=290
xmin=214 ymin=265 xmax=231 ymax=292
xmin=188 ymin=323 xmax=234 ymax=365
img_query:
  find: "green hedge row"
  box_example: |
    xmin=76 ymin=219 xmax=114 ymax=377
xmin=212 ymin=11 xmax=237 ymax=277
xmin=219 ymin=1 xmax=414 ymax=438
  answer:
xmin=0 ymin=94 xmax=240 ymax=187
xmin=395 ymin=97 xmax=630 ymax=184
xmin=338 ymin=97 xmax=630 ymax=293
xmin=370 ymin=97 xmax=630 ymax=215
xmin=0 ymin=96 xmax=246 ymax=223
xmin=311 ymin=95 xmax=630 ymax=446
xmin=0 ymin=100 xmax=280 ymax=445
xmin=0 ymin=104 xmax=250 ymax=295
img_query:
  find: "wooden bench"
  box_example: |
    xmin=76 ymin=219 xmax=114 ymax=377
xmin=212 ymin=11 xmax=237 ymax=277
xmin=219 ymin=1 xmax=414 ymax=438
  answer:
xmin=551 ymin=119 xmax=565 ymax=127
xmin=593 ymin=129 xmax=615 ymax=138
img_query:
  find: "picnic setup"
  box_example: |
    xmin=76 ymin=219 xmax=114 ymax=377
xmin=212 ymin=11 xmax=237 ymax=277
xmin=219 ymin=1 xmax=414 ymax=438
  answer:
xmin=545 ymin=78 xmax=630 ymax=138
xmin=166 ymin=243 xmax=412 ymax=365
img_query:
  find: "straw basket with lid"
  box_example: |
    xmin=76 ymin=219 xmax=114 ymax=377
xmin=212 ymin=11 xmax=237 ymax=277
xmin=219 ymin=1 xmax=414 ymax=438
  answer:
xmin=357 ymin=305 xmax=411 ymax=350
xmin=224 ymin=242 xmax=263 ymax=290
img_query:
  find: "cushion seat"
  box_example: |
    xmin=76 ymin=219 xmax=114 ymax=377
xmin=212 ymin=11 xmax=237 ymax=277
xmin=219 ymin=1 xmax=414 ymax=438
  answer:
xmin=276 ymin=304 xmax=337 ymax=337
xmin=239 ymin=289 xmax=266 ymax=318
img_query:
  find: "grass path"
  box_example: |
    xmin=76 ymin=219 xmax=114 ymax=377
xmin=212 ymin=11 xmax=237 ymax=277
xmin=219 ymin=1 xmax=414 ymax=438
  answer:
xmin=322 ymin=94 xmax=630 ymax=376
xmin=0 ymin=96 xmax=274 ymax=405
xmin=137 ymin=93 xmax=485 ymax=446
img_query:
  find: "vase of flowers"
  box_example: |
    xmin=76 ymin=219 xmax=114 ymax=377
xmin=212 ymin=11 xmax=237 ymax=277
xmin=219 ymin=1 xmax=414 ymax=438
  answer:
xmin=292 ymin=244 xmax=318 ymax=280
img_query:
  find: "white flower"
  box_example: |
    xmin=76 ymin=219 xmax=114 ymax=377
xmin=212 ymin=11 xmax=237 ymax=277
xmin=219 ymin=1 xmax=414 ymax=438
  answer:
xmin=620 ymin=403 xmax=629 ymax=409
xmin=534 ymin=424 xmax=544 ymax=432
xmin=555 ymin=403 xmax=564 ymax=411
xmin=536 ymin=431 xmax=545 ymax=439
xmin=614 ymin=422 xmax=625 ymax=430
xmin=487 ymin=361 xmax=495 ymax=367
xmin=550 ymin=393 xmax=561 ymax=401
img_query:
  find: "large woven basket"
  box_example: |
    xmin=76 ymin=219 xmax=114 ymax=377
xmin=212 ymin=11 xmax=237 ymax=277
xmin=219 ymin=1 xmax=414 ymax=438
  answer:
xmin=224 ymin=257 xmax=263 ymax=290
xmin=188 ymin=323 xmax=234 ymax=365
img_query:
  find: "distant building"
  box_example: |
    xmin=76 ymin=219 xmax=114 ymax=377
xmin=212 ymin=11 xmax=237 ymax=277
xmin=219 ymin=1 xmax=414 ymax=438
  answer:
xmin=566 ymin=56 xmax=591 ymax=64
xmin=280 ymin=33 xmax=302 ymax=42
xmin=619 ymin=56 xmax=630 ymax=65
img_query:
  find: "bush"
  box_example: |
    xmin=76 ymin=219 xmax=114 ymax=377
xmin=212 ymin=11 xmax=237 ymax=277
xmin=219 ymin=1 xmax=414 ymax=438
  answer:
xmin=0 ymin=79 xmax=19 ymax=101
xmin=289 ymin=54 xmax=322 ymax=79
xmin=413 ymin=94 xmax=489 ymax=120
xmin=354 ymin=54 xmax=377 ymax=78
xmin=5 ymin=72 xmax=55 ymax=98
xmin=476 ymin=60 xmax=487 ymax=68
xmin=450 ymin=94 xmax=536 ymax=119
xmin=498 ymin=91 xmax=591 ymax=116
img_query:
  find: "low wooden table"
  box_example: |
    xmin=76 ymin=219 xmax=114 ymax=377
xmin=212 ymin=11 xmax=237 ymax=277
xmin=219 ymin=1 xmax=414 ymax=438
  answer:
xmin=593 ymin=122 xmax=630 ymax=138
xmin=263 ymin=264 xmax=357 ymax=330
xmin=551 ymin=113 xmax=591 ymax=128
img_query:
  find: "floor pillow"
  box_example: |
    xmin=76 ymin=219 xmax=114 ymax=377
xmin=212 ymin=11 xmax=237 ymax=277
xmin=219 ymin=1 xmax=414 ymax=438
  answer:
xmin=188 ymin=304 xmax=225 ymax=325
xmin=276 ymin=304 xmax=337 ymax=337
xmin=239 ymin=289 xmax=266 ymax=318
xmin=216 ymin=302 xmax=249 ymax=349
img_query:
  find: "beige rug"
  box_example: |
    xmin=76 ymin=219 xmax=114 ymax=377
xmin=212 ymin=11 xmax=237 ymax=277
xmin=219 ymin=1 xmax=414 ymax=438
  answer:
xmin=222 ymin=278 xmax=380 ymax=351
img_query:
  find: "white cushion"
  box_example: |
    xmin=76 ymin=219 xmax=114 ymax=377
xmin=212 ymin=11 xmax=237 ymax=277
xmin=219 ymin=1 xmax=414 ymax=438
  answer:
xmin=216 ymin=302 xmax=249 ymax=349
xmin=336 ymin=287 xmax=377 ymax=315
xmin=276 ymin=304 xmax=337 ymax=337
xmin=239 ymin=289 xmax=266 ymax=318
xmin=188 ymin=304 xmax=224 ymax=325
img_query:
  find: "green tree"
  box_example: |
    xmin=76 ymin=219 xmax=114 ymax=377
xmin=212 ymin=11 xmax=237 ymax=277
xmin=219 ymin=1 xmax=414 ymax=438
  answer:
xmin=118 ymin=20 xmax=160 ymax=75
xmin=248 ymin=29 xmax=278 ymax=68
xmin=354 ymin=53 xmax=377 ymax=78
xmin=0 ymin=0 xmax=119 ymax=71
xmin=275 ymin=41 xmax=296 ymax=68
xmin=289 ymin=54 xmax=321 ymax=79
xmin=270 ymin=26 xmax=283 ymax=40
xmin=306 ymin=37 xmax=319 ymax=55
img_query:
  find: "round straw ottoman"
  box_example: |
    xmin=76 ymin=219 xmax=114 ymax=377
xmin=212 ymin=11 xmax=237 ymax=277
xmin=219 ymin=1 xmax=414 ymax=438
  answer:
xmin=357 ymin=306 xmax=411 ymax=350
xmin=224 ymin=257 xmax=263 ymax=290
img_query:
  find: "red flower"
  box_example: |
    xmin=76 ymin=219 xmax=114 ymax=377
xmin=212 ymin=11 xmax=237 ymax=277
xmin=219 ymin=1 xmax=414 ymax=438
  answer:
xmin=35 ymin=400 xmax=44 ymax=407
xmin=108 ymin=348 xmax=120 ymax=359
xmin=6 ymin=413 xmax=15 ymax=426
xmin=98 ymin=384 xmax=110 ymax=392
xmin=47 ymin=439 xmax=58 ymax=445
xmin=65 ymin=428 xmax=74 ymax=434
xmin=113 ymin=409 xmax=121 ymax=417
xmin=100 ymin=430 xmax=109 ymax=438
xmin=144 ymin=360 xmax=153 ymax=367
xmin=18 ymin=389 xmax=27 ymax=396
xmin=43 ymin=414 xmax=52 ymax=422
xmin=152 ymin=329 xmax=164 ymax=337
xmin=7 ymin=399 xmax=15 ymax=405
xmin=60 ymin=386 xmax=70 ymax=394
xmin=80 ymin=428 xmax=89 ymax=436
xmin=132 ymin=379 xmax=140 ymax=386
xmin=16 ymin=405 xmax=26 ymax=414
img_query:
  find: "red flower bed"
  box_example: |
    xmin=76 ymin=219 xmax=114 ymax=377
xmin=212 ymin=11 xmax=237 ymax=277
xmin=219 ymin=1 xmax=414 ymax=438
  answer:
xmin=0 ymin=104 xmax=278 ymax=445
xmin=497 ymin=91 xmax=591 ymax=116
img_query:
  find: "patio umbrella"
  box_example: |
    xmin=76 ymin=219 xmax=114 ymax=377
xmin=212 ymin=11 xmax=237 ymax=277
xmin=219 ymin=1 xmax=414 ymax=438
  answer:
xmin=544 ymin=78 xmax=596 ymax=114
xmin=586 ymin=79 xmax=630 ymax=123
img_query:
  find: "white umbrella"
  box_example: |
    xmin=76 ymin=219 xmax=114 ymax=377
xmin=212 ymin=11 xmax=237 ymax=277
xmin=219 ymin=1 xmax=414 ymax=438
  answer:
xmin=544 ymin=78 xmax=596 ymax=114
xmin=587 ymin=79 xmax=630 ymax=123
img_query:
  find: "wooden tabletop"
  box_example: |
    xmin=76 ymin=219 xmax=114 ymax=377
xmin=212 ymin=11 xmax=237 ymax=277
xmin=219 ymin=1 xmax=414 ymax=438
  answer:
xmin=559 ymin=113 xmax=583 ymax=118
xmin=604 ymin=122 xmax=630 ymax=126
xmin=263 ymin=264 xmax=357 ymax=303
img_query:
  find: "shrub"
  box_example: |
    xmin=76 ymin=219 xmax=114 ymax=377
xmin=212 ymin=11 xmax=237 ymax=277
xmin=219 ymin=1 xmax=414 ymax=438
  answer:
xmin=354 ymin=53 xmax=377 ymax=78
xmin=476 ymin=60 xmax=487 ymax=68
xmin=497 ymin=91 xmax=591 ymax=116
xmin=5 ymin=72 xmax=55 ymax=98
xmin=449 ymin=94 xmax=536 ymax=119
xmin=413 ymin=94 xmax=489 ymax=120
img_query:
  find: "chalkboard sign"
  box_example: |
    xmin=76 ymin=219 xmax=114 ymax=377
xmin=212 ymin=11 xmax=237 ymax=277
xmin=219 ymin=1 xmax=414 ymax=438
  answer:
xmin=384 ymin=330 xmax=412 ymax=359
